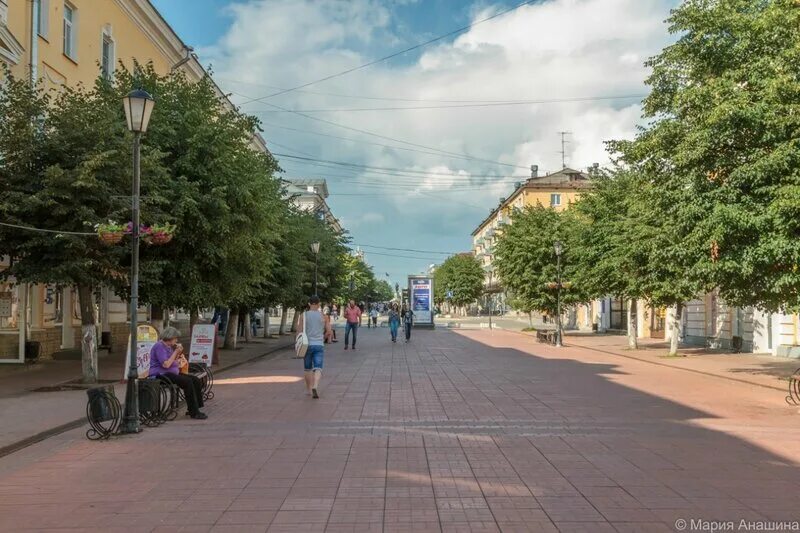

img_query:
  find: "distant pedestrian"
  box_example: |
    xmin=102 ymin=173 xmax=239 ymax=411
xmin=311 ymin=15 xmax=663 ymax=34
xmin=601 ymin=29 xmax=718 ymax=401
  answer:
xmin=323 ymin=303 xmax=338 ymax=343
xmin=298 ymin=296 xmax=332 ymax=399
xmin=370 ymin=306 xmax=378 ymax=328
xmin=250 ymin=310 xmax=258 ymax=337
xmin=388 ymin=303 xmax=401 ymax=343
xmin=343 ymin=299 xmax=360 ymax=350
xmin=403 ymin=306 xmax=414 ymax=342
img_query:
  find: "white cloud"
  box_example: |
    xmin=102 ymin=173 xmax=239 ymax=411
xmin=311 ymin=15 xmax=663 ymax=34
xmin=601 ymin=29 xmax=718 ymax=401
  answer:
xmin=199 ymin=0 xmax=678 ymax=275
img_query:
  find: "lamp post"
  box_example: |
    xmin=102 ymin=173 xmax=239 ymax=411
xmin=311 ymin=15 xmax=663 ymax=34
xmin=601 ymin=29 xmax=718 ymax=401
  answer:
xmin=487 ymin=270 xmax=493 ymax=331
xmin=554 ymin=240 xmax=563 ymax=348
xmin=120 ymin=89 xmax=155 ymax=435
xmin=310 ymin=242 xmax=320 ymax=296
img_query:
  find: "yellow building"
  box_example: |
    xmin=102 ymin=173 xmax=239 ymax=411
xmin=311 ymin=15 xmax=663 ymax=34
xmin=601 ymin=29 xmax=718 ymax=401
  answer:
xmin=471 ymin=167 xmax=591 ymax=273
xmin=0 ymin=0 xmax=266 ymax=362
xmin=469 ymin=167 xmax=598 ymax=327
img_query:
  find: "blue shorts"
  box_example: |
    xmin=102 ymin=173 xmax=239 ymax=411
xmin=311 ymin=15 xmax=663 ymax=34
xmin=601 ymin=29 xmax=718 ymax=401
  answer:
xmin=304 ymin=345 xmax=324 ymax=371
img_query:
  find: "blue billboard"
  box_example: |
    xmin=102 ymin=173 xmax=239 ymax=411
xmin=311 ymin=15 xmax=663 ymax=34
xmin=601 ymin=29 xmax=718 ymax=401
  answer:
xmin=408 ymin=276 xmax=433 ymax=325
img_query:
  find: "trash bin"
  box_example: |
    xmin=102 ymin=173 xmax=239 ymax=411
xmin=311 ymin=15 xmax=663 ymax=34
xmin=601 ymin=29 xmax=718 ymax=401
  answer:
xmin=24 ymin=341 xmax=41 ymax=361
xmin=86 ymin=387 xmax=114 ymax=422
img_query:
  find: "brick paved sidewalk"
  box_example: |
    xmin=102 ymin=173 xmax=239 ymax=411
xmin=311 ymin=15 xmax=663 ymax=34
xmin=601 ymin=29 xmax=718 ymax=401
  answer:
xmin=1 ymin=327 xmax=800 ymax=532
xmin=557 ymin=333 xmax=800 ymax=392
xmin=0 ymin=333 xmax=293 ymax=456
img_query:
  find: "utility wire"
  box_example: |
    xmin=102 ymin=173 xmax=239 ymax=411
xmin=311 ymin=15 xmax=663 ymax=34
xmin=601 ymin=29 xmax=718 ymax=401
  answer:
xmin=274 ymin=152 xmax=529 ymax=177
xmin=251 ymin=94 xmax=646 ymax=114
xmin=0 ymin=221 xmax=95 ymax=236
xmin=353 ymin=243 xmax=457 ymax=255
xmin=225 ymin=78 xmax=636 ymax=105
xmin=253 ymin=101 xmax=529 ymax=170
xmin=236 ymin=0 xmax=539 ymax=105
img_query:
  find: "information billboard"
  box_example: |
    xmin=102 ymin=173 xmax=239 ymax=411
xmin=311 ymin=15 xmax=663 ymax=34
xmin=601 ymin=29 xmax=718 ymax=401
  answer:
xmin=408 ymin=276 xmax=434 ymax=326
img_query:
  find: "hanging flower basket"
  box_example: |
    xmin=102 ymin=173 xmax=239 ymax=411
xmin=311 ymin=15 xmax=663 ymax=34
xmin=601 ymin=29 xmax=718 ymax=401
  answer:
xmin=98 ymin=231 xmax=124 ymax=245
xmin=96 ymin=222 xmax=127 ymax=245
xmin=150 ymin=232 xmax=173 ymax=245
xmin=144 ymin=223 xmax=176 ymax=246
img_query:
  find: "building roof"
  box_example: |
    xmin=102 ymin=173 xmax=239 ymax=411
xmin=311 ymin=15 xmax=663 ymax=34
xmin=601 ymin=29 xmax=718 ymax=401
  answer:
xmin=286 ymin=179 xmax=329 ymax=198
xmin=470 ymin=167 xmax=592 ymax=236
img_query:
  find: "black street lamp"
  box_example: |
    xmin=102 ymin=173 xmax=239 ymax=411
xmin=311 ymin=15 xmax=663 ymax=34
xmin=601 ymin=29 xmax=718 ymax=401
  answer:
xmin=554 ymin=240 xmax=564 ymax=347
xmin=120 ymin=89 xmax=155 ymax=435
xmin=310 ymin=242 xmax=320 ymax=296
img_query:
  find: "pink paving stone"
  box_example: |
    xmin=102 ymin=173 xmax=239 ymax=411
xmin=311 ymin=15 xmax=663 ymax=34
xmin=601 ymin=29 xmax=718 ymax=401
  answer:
xmin=2 ymin=328 xmax=800 ymax=531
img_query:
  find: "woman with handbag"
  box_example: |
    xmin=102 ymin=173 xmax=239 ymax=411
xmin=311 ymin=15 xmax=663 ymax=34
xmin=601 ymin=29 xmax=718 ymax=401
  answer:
xmin=297 ymin=296 xmax=332 ymax=399
xmin=148 ymin=327 xmax=207 ymax=419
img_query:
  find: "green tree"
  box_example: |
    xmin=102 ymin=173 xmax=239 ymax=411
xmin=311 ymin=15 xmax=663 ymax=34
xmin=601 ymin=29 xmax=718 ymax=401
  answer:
xmin=434 ymin=254 xmax=484 ymax=311
xmin=371 ymin=279 xmax=394 ymax=302
xmin=0 ymin=73 xmax=169 ymax=381
xmin=494 ymin=206 xmax=587 ymax=323
xmin=617 ymin=0 xmax=800 ymax=313
xmin=571 ymin=169 xmax=708 ymax=352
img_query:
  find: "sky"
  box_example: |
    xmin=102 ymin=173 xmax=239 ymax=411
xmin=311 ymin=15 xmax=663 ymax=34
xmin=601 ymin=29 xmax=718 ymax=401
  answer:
xmin=151 ymin=0 xmax=680 ymax=288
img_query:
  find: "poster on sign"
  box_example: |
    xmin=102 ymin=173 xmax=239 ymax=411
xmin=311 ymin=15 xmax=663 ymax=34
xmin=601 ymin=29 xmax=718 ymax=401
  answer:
xmin=408 ymin=276 xmax=434 ymax=326
xmin=122 ymin=324 xmax=160 ymax=380
xmin=189 ymin=324 xmax=216 ymax=367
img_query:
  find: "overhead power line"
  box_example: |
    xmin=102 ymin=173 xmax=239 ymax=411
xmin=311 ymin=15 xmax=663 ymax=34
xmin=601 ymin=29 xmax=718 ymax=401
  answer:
xmin=225 ymin=78 xmax=640 ymax=105
xmin=236 ymin=0 xmax=539 ymax=105
xmin=274 ymin=152 xmax=529 ymax=178
xmin=251 ymin=94 xmax=646 ymax=114
xmin=255 ymin=101 xmax=528 ymax=170
xmin=354 ymin=243 xmax=458 ymax=255
xmin=0 ymin=221 xmax=95 ymax=236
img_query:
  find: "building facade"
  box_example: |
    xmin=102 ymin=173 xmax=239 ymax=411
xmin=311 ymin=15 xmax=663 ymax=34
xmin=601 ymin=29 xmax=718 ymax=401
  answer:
xmin=285 ymin=179 xmax=343 ymax=233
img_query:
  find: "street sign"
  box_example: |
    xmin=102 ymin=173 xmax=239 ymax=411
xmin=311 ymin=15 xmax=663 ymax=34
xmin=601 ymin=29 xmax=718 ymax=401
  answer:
xmin=122 ymin=324 xmax=159 ymax=380
xmin=189 ymin=324 xmax=216 ymax=366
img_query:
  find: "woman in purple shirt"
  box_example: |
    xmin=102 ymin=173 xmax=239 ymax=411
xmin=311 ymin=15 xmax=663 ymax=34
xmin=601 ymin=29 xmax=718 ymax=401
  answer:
xmin=149 ymin=327 xmax=207 ymax=420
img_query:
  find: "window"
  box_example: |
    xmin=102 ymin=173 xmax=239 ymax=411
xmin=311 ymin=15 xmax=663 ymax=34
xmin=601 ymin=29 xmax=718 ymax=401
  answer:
xmin=101 ymin=32 xmax=114 ymax=79
xmin=63 ymin=3 xmax=76 ymax=60
xmin=550 ymin=193 xmax=561 ymax=207
xmin=37 ymin=0 xmax=49 ymax=38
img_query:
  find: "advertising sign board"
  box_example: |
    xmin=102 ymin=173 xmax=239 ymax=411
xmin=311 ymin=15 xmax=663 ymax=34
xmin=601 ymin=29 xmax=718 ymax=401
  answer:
xmin=408 ymin=276 xmax=434 ymax=326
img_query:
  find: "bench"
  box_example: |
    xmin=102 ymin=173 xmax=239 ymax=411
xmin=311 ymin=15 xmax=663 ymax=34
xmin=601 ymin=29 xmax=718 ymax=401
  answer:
xmin=85 ymin=364 xmax=214 ymax=440
xmin=536 ymin=330 xmax=557 ymax=345
xmin=786 ymin=369 xmax=800 ymax=406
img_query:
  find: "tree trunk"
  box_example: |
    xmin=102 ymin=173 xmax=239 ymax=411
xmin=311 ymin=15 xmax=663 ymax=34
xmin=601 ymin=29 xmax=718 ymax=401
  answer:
xmin=223 ymin=308 xmax=239 ymax=350
xmin=291 ymin=308 xmax=300 ymax=333
xmin=149 ymin=305 xmax=165 ymax=333
xmin=77 ymin=285 xmax=98 ymax=384
xmin=279 ymin=307 xmax=288 ymax=335
xmin=627 ymin=299 xmax=638 ymax=349
xmin=189 ymin=308 xmax=199 ymax=331
xmin=669 ymin=302 xmax=683 ymax=356
xmin=528 ymin=311 xmax=533 ymax=328
xmin=263 ymin=307 xmax=271 ymax=338
xmin=244 ymin=310 xmax=252 ymax=343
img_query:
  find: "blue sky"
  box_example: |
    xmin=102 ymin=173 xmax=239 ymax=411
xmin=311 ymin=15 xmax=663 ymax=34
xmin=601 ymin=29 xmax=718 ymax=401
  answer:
xmin=150 ymin=0 xmax=678 ymax=288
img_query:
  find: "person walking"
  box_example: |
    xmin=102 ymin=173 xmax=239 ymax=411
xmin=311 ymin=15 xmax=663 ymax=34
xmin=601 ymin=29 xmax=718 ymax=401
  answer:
xmin=323 ymin=302 xmax=338 ymax=343
xmin=297 ymin=296 xmax=332 ymax=399
xmin=370 ymin=306 xmax=378 ymax=328
xmin=388 ymin=303 xmax=401 ymax=343
xmin=343 ymin=299 xmax=360 ymax=350
xmin=402 ymin=306 xmax=414 ymax=343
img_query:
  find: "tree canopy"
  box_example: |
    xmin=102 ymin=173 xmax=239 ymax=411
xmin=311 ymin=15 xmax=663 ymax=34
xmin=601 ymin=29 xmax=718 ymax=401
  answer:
xmin=434 ymin=254 xmax=484 ymax=307
xmin=494 ymin=206 xmax=587 ymax=316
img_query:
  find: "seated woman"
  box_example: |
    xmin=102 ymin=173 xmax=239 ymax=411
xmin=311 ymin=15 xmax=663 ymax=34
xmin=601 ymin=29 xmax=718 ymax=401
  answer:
xmin=149 ymin=327 xmax=208 ymax=420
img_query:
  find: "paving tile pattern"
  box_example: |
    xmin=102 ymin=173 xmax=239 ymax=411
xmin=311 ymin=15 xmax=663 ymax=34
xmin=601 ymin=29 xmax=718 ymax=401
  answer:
xmin=1 ymin=328 xmax=800 ymax=532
